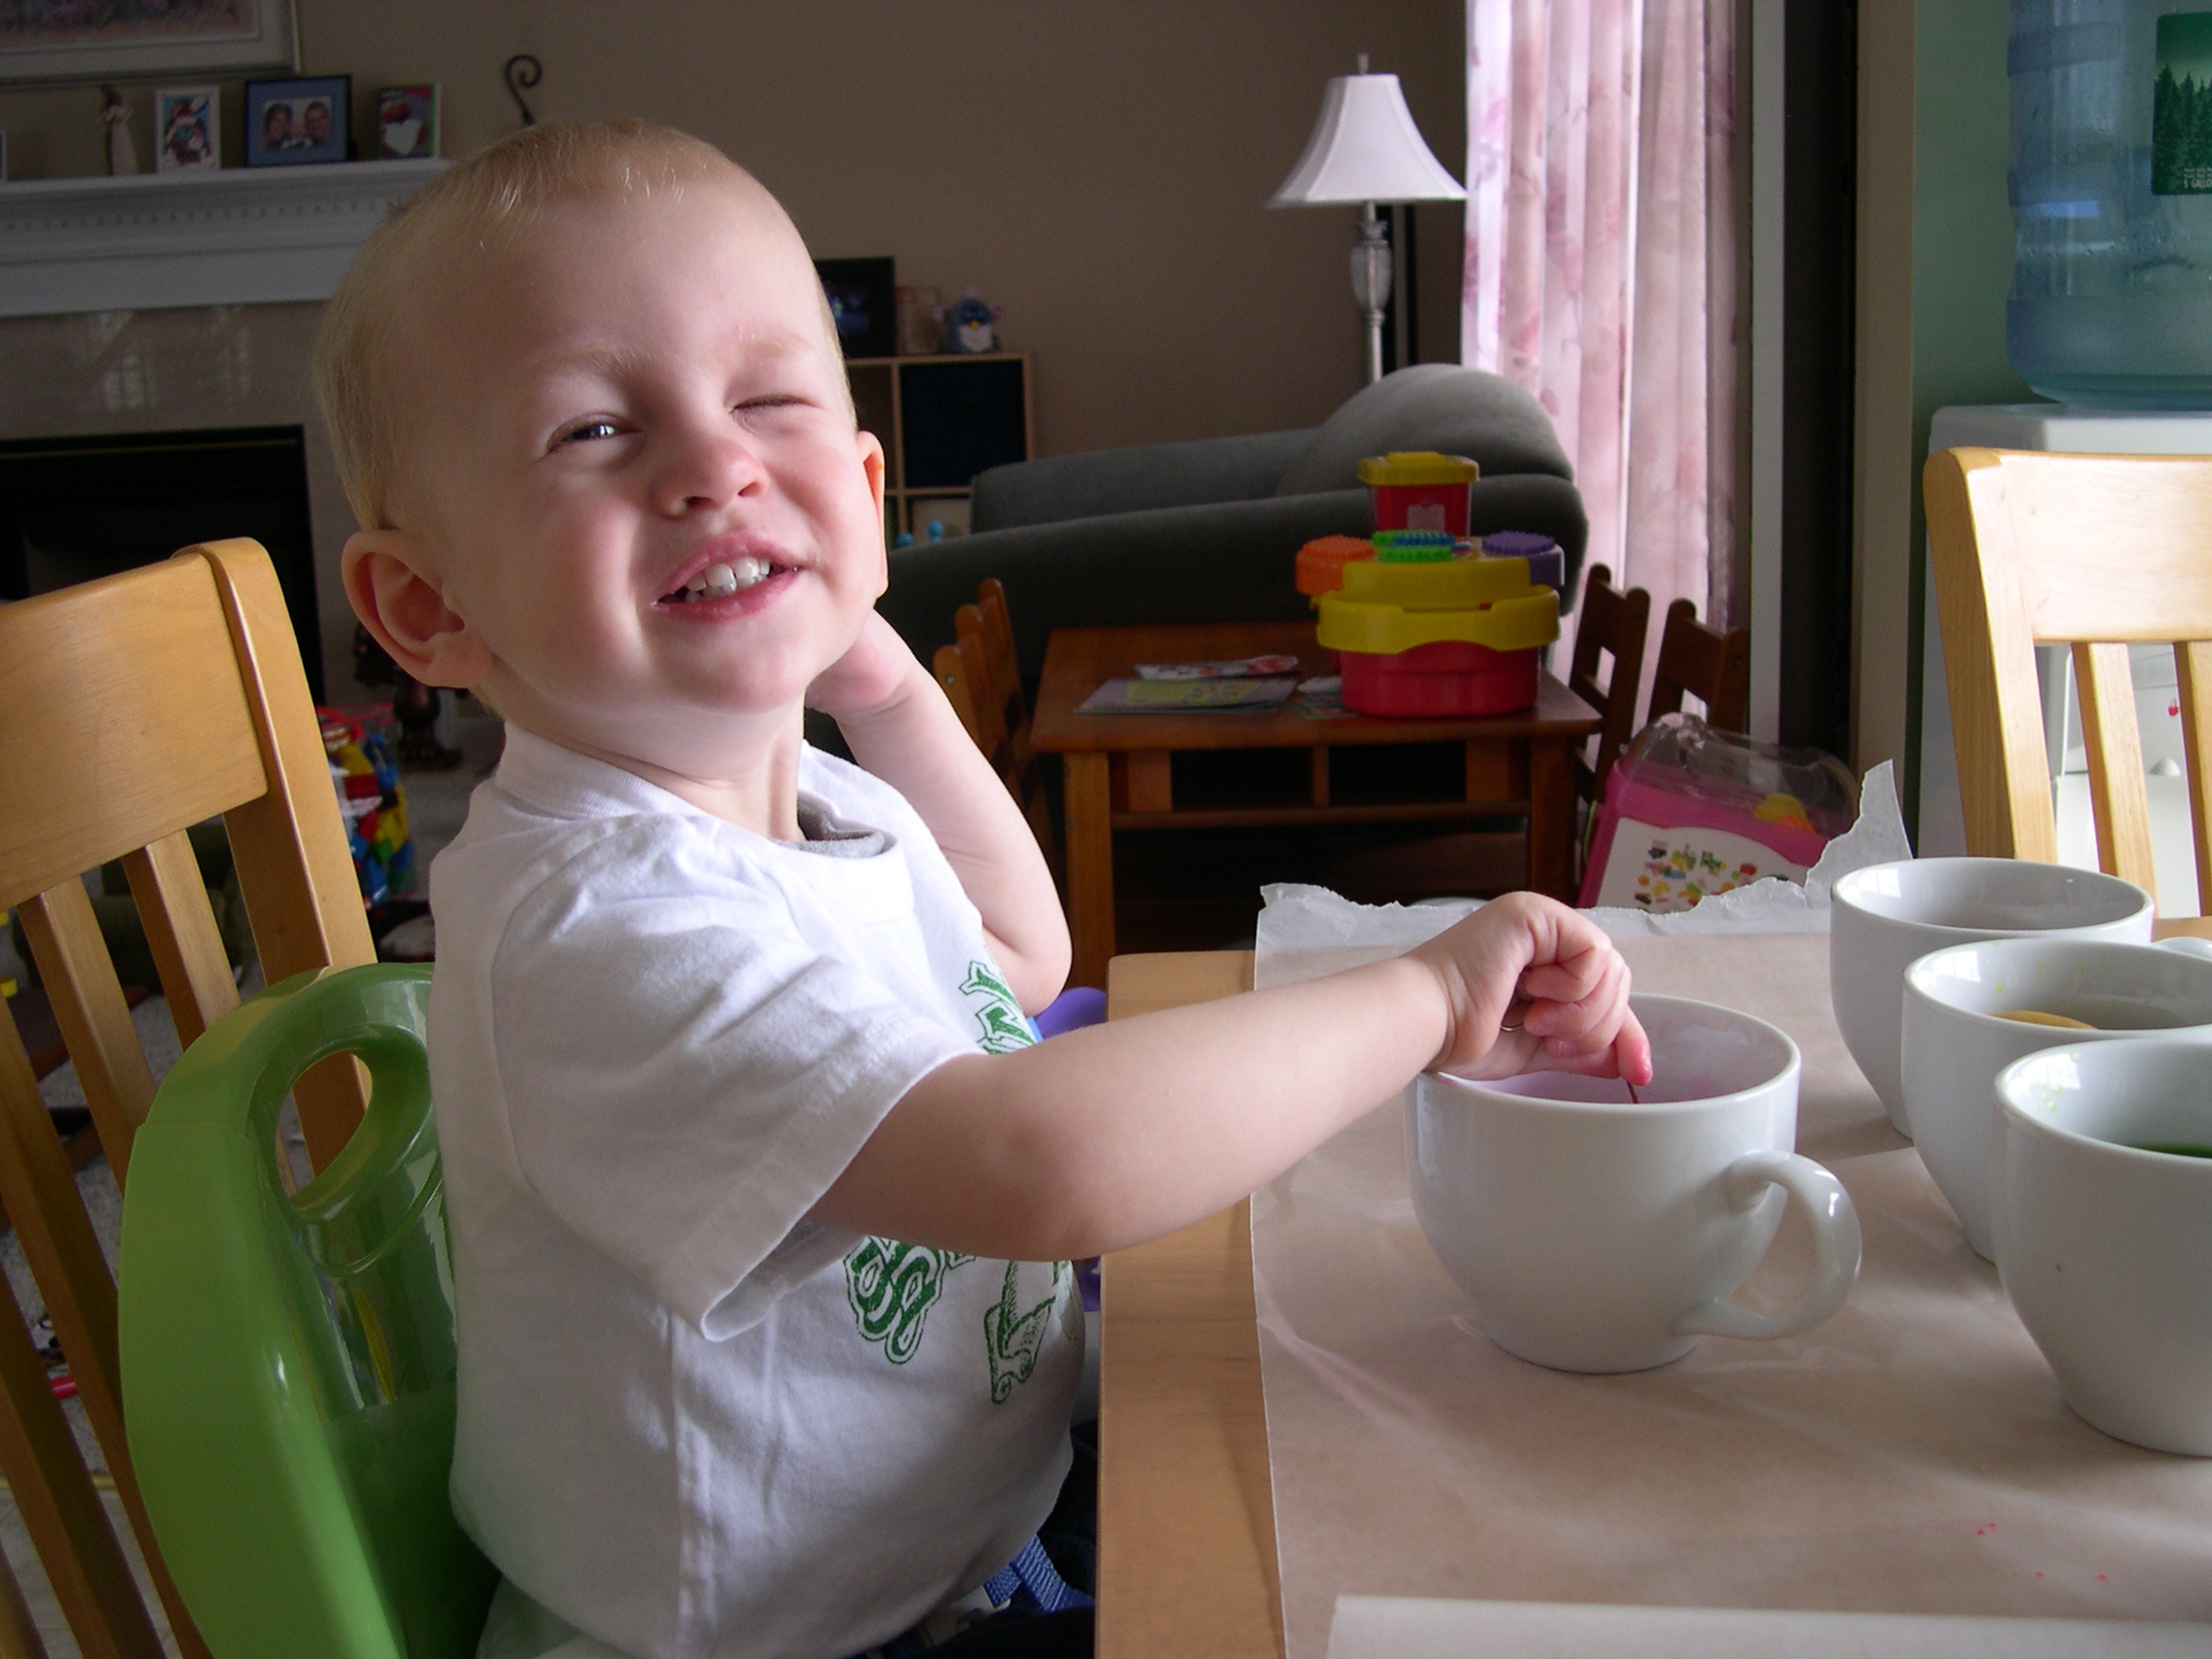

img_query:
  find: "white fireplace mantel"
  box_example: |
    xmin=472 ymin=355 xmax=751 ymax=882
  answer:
xmin=0 ymin=159 xmax=448 ymax=319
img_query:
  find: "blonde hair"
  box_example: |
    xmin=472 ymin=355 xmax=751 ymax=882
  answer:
xmin=313 ymin=118 xmax=839 ymax=530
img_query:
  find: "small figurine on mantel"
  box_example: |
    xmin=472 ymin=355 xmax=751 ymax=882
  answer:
xmin=934 ymin=288 xmax=1003 ymax=354
xmin=100 ymin=87 xmax=140 ymax=176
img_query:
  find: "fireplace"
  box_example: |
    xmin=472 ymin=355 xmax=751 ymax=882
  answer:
xmin=0 ymin=424 xmax=324 ymax=698
xmin=0 ymin=158 xmax=446 ymax=705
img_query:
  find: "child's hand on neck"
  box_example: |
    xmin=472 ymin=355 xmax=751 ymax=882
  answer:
xmin=807 ymin=612 xmax=928 ymax=732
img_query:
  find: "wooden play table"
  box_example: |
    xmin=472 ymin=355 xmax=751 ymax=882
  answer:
xmin=1030 ymin=620 xmax=1602 ymax=987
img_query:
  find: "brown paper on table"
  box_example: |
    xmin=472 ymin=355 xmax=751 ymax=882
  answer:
xmin=1251 ymin=933 xmax=2212 ymax=1659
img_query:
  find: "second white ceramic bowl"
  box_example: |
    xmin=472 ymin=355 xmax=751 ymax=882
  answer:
xmin=1901 ymin=937 xmax=2212 ymax=1259
xmin=1830 ymin=858 xmax=2154 ymax=1136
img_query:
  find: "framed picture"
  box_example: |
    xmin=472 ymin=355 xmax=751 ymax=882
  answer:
xmin=244 ymin=74 xmax=347 ymax=166
xmin=156 ymin=86 xmax=219 ymax=171
xmin=376 ymin=84 xmax=438 ymax=160
xmin=0 ymin=1 xmax=297 ymax=89
xmin=815 ymin=257 xmax=897 ymax=359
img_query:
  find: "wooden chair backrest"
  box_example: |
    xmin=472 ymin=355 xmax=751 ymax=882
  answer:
xmin=1566 ymin=564 xmax=1652 ymax=809
xmin=974 ymin=579 xmax=1033 ymax=778
xmin=1926 ymin=447 xmax=2212 ymax=913
xmin=0 ymin=539 xmax=377 ymax=1659
xmin=948 ymin=582 xmax=1054 ymax=861
xmin=1647 ymin=598 xmax=1751 ymax=732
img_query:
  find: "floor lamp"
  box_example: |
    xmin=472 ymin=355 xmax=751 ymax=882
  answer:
xmin=1270 ymin=58 xmax=1466 ymax=385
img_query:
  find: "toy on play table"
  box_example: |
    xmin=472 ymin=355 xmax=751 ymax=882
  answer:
xmin=1313 ymin=541 xmax=1559 ymax=718
xmin=317 ymin=707 xmax=417 ymax=904
xmin=1360 ymin=451 xmax=1480 ymax=536
xmin=1578 ymin=714 xmax=1856 ymax=912
xmin=1478 ymin=530 xmax=1564 ymax=597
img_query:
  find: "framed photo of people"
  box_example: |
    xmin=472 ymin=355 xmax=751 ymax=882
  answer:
xmin=245 ymin=73 xmax=347 ymax=166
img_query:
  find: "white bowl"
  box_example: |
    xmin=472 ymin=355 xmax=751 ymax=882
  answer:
xmin=1994 ymin=1038 xmax=2212 ymax=1455
xmin=1830 ymin=859 xmax=2154 ymax=1136
xmin=1409 ymin=996 xmax=1859 ymax=1374
xmin=1901 ymin=938 xmax=2212 ymax=1258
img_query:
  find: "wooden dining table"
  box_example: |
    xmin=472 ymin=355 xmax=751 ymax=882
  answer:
xmin=1029 ymin=620 xmax=1602 ymax=988
xmin=1094 ymin=918 xmax=2212 ymax=1659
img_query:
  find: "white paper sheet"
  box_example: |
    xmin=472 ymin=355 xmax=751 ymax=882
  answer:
xmin=1248 ymin=792 xmax=2212 ymax=1659
xmin=1326 ymin=1595 xmax=2211 ymax=1659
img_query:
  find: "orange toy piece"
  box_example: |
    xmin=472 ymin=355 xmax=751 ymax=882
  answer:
xmin=1296 ymin=534 xmax=1377 ymax=598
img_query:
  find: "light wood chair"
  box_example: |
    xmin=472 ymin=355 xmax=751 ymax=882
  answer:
xmin=1647 ymin=598 xmax=1751 ymax=733
xmin=938 ymin=579 xmax=1055 ymax=863
xmin=1926 ymin=447 xmax=2212 ymax=913
xmin=1566 ymin=563 xmax=1652 ymax=817
xmin=0 ymin=538 xmax=378 ymax=1659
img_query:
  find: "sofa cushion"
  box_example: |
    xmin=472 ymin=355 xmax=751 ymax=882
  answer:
xmin=1272 ymin=364 xmax=1573 ymax=498
xmin=971 ymin=427 xmax=1316 ymax=533
xmin=880 ymin=468 xmax=1591 ymax=686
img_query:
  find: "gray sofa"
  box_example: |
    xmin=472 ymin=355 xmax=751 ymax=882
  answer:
xmin=878 ymin=364 xmax=1587 ymax=683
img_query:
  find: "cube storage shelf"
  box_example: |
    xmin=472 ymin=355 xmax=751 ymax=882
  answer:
xmin=845 ymin=352 xmax=1032 ymax=544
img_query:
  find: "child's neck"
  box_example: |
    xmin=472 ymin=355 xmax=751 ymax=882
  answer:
xmin=522 ymin=714 xmax=807 ymax=840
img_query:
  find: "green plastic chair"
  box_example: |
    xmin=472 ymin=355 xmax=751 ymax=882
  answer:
xmin=119 ymin=963 xmax=498 ymax=1659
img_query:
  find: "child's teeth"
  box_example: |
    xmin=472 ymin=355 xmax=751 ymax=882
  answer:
xmin=676 ymin=558 xmax=772 ymax=603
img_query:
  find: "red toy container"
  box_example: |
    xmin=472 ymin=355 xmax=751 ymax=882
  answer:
xmin=1315 ymin=554 xmax=1560 ymax=718
xmin=1359 ymin=452 xmax=1480 ymax=536
xmin=1338 ymin=637 xmax=1537 ymax=718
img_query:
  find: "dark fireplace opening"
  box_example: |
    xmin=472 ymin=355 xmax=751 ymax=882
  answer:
xmin=0 ymin=424 xmax=323 ymax=699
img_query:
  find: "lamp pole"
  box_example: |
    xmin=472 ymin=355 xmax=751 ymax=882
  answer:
xmin=1351 ymin=203 xmax=1392 ymax=385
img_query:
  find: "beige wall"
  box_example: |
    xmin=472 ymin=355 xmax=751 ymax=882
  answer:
xmin=0 ymin=1 xmax=1469 ymax=459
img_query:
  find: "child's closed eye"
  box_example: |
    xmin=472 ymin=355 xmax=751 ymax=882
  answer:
xmin=553 ymin=417 xmax=628 ymax=447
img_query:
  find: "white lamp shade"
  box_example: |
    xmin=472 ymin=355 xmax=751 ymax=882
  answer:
xmin=1269 ymin=73 xmax=1466 ymax=207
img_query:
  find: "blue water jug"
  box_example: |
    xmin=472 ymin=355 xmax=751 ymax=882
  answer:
xmin=2009 ymin=2 xmax=2212 ymax=407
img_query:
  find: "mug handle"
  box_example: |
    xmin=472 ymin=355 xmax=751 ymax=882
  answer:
xmin=2156 ymin=937 xmax=2212 ymax=962
xmin=1673 ymin=1151 xmax=1863 ymax=1342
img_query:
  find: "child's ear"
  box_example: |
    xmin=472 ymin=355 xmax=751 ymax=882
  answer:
xmin=342 ymin=529 xmax=493 ymax=688
xmin=855 ymin=427 xmax=888 ymax=594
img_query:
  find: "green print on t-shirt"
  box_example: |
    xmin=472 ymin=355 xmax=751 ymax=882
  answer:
xmin=844 ymin=1239 xmax=974 ymax=1364
xmin=985 ymin=1260 xmax=1069 ymax=1404
xmin=960 ymin=961 xmax=1036 ymax=1054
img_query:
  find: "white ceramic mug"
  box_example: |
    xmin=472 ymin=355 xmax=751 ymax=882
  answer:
xmin=1830 ymin=859 xmax=2154 ymax=1137
xmin=1900 ymin=937 xmax=2212 ymax=1260
xmin=1408 ymin=995 xmax=1862 ymax=1374
xmin=1993 ymin=1039 xmax=2212 ymax=1456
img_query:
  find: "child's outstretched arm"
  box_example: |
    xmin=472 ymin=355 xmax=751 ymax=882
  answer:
xmin=809 ymin=610 xmax=1070 ymax=1012
xmin=812 ymin=892 xmax=1651 ymax=1261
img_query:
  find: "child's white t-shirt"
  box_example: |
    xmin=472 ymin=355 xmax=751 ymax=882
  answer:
xmin=429 ymin=727 xmax=1082 ymax=1659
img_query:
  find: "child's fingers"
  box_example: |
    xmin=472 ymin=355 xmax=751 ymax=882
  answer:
xmin=1523 ymin=954 xmax=1628 ymax=1046
xmin=1612 ymin=1008 xmax=1654 ymax=1085
xmin=1517 ymin=940 xmax=1610 ymax=1006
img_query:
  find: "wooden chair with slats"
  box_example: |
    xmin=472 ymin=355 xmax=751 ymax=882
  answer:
xmin=938 ymin=579 xmax=1055 ymax=865
xmin=1647 ymin=598 xmax=1751 ymax=733
xmin=1566 ymin=563 xmax=1652 ymax=820
xmin=0 ymin=538 xmax=378 ymax=1659
xmin=1926 ymin=447 xmax=2212 ymax=914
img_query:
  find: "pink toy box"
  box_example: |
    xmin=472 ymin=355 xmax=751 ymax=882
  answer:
xmin=1579 ymin=716 xmax=1857 ymax=912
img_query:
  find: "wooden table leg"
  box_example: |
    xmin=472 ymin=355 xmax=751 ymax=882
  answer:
xmin=1063 ymin=752 xmax=1116 ymax=988
xmin=1526 ymin=735 xmax=1578 ymax=903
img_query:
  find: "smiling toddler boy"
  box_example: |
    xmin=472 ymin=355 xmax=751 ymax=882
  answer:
xmin=318 ymin=121 xmax=1649 ymax=1659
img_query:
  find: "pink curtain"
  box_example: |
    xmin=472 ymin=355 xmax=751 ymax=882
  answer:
xmin=1463 ymin=0 xmax=1739 ymax=700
